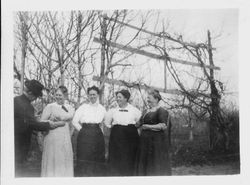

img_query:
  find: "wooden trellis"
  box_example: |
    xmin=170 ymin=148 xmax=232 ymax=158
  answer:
xmin=93 ymin=15 xmax=220 ymax=96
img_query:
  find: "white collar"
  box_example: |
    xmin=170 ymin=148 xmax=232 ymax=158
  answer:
xmin=89 ymin=101 xmax=99 ymax=107
xmin=55 ymin=102 xmax=65 ymax=106
xmin=147 ymin=104 xmax=160 ymax=113
xmin=118 ymin=103 xmax=130 ymax=109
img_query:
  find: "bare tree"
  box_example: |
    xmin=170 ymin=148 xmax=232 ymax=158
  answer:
xmin=65 ymin=10 xmax=98 ymax=107
xmin=97 ymin=10 xmax=148 ymax=106
xmin=146 ymin=28 xmax=227 ymax=151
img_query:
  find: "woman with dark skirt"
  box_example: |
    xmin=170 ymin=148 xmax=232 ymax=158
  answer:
xmin=136 ymin=89 xmax=172 ymax=176
xmin=105 ymin=89 xmax=141 ymax=176
xmin=72 ymin=86 xmax=106 ymax=176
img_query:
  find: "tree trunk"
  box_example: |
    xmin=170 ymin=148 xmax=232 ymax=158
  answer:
xmin=77 ymin=70 xmax=82 ymax=107
xmin=59 ymin=59 xmax=65 ymax=86
xmin=207 ymin=30 xmax=227 ymax=151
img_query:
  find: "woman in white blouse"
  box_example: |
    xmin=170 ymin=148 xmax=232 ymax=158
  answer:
xmin=41 ymin=86 xmax=75 ymax=177
xmin=72 ymin=86 xmax=106 ymax=177
xmin=105 ymin=89 xmax=141 ymax=176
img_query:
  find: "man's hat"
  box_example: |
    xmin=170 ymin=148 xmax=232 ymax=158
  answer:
xmin=25 ymin=79 xmax=44 ymax=97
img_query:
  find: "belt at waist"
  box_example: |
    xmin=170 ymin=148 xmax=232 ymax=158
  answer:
xmin=113 ymin=124 xmax=135 ymax=127
xmin=81 ymin=123 xmax=100 ymax=127
xmin=81 ymin=122 xmax=100 ymax=124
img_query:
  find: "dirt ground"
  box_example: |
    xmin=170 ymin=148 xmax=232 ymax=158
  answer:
xmin=21 ymin=161 xmax=240 ymax=177
xmin=172 ymin=162 xmax=240 ymax=175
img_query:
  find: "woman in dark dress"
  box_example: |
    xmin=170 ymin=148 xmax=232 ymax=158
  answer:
xmin=105 ymin=89 xmax=141 ymax=176
xmin=136 ymin=89 xmax=171 ymax=176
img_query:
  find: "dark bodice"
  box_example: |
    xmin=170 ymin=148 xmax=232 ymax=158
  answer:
xmin=140 ymin=106 xmax=172 ymax=147
xmin=141 ymin=107 xmax=169 ymax=126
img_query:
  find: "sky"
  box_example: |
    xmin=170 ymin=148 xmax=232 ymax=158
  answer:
xmin=156 ymin=9 xmax=239 ymax=105
xmin=11 ymin=9 xmax=239 ymax=106
xmin=100 ymin=9 xmax=239 ymax=106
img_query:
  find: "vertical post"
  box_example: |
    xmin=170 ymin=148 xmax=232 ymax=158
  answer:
xmin=208 ymin=30 xmax=214 ymax=80
xmin=207 ymin=30 xmax=220 ymax=150
xmin=164 ymin=60 xmax=167 ymax=91
xmin=77 ymin=12 xmax=82 ymax=107
xmin=20 ymin=12 xmax=28 ymax=94
xmin=162 ymin=26 xmax=167 ymax=91
xmin=188 ymin=107 xmax=194 ymax=141
xmin=99 ymin=15 xmax=107 ymax=105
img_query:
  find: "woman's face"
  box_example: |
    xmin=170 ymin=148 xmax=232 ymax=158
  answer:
xmin=55 ymin=89 xmax=65 ymax=105
xmin=147 ymin=94 xmax=158 ymax=108
xmin=116 ymin=93 xmax=127 ymax=107
xmin=88 ymin=89 xmax=98 ymax=104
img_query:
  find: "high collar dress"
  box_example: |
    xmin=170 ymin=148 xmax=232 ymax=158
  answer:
xmin=136 ymin=107 xmax=172 ymax=176
xmin=40 ymin=102 xmax=75 ymax=177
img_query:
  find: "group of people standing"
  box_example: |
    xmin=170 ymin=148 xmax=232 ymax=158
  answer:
xmin=14 ymin=79 xmax=172 ymax=177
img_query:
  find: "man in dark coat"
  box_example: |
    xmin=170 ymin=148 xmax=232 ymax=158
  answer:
xmin=14 ymin=79 xmax=59 ymax=177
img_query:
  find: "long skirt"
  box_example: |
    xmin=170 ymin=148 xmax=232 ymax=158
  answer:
xmin=41 ymin=124 xmax=74 ymax=177
xmin=15 ymin=133 xmax=31 ymax=177
xmin=75 ymin=124 xmax=105 ymax=177
xmin=136 ymin=130 xmax=171 ymax=176
xmin=108 ymin=125 xmax=139 ymax=176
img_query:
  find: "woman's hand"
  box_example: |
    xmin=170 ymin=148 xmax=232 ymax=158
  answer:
xmin=50 ymin=115 xmax=61 ymax=122
xmin=141 ymin=123 xmax=167 ymax=131
xmin=141 ymin=124 xmax=151 ymax=130
xmin=141 ymin=124 xmax=159 ymax=131
xmin=54 ymin=121 xmax=66 ymax=127
xmin=159 ymin=123 xmax=167 ymax=130
xmin=135 ymin=121 xmax=143 ymax=128
xmin=58 ymin=115 xmax=70 ymax=121
xmin=49 ymin=120 xmax=65 ymax=129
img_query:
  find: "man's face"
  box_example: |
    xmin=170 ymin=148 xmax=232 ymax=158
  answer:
xmin=28 ymin=92 xmax=38 ymax=102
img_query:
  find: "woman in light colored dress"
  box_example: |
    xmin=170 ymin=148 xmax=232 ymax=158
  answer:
xmin=40 ymin=86 xmax=75 ymax=177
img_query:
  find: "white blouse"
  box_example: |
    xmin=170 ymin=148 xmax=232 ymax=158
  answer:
xmin=41 ymin=102 xmax=75 ymax=122
xmin=104 ymin=104 xmax=141 ymax=128
xmin=72 ymin=102 xmax=106 ymax=131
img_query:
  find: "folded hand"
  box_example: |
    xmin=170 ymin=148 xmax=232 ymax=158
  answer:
xmin=141 ymin=124 xmax=150 ymax=130
xmin=49 ymin=120 xmax=65 ymax=129
xmin=50 ymin=115 xmax=61 ymax=122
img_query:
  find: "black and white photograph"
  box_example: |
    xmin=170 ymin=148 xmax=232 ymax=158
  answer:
xmin=2 ymin=0 xmax=250 ymax=184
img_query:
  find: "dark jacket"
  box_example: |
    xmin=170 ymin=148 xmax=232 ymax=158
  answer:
xmin=14 ymin=94 xmax=50 ymax=165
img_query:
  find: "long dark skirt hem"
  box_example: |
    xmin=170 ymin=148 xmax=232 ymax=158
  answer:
xmin=75 ymin=124 xmax=105 ymax=177
xmin=108 ymin=124 xmax=139 ymax=176
xmin=136 ymin=130 xmax=172 ymax=176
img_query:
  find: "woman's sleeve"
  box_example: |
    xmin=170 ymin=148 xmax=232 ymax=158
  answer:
xmin=134 ymin=107 xmax=142 ymax=122
xmin=40 ymin=104 xmax=52 ymax=121
xmin=72 ymin=107 xmax=82 ymax=131
xmin=104 ymin=109 xmax=113 ymax=128
xmin=158 ymin=107 xmax=170 ymax=126
xmin=101 ymin=106 xmax=107 ymax=122
xmin=69 ymin=105 xmax=75 ymax=118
